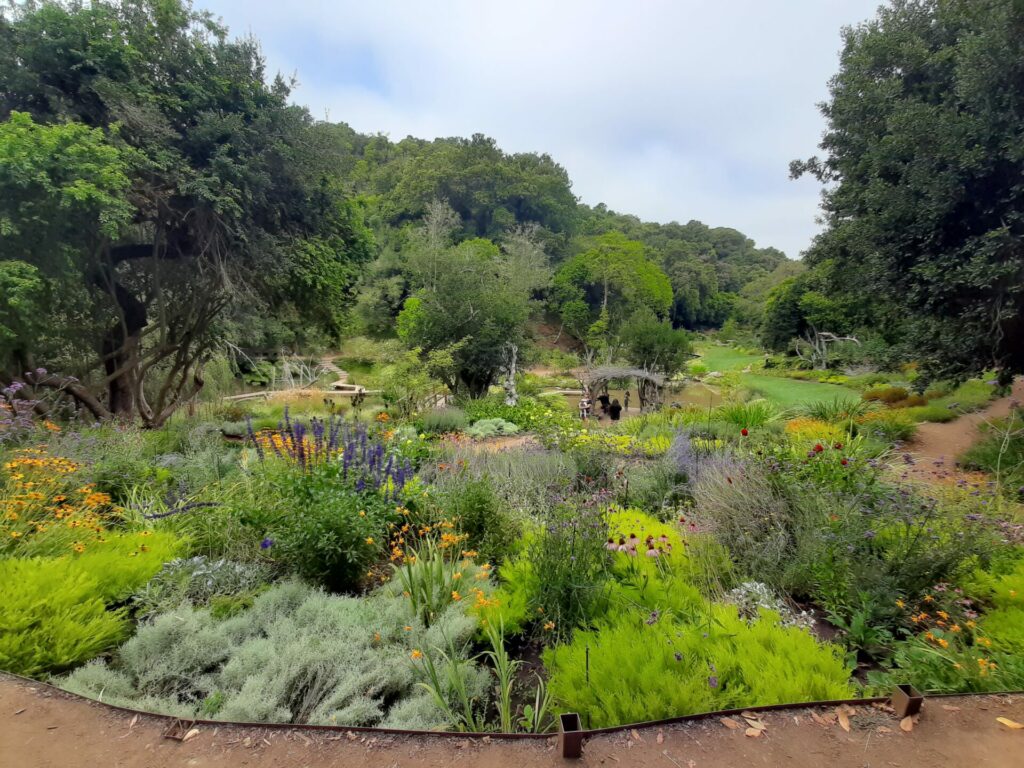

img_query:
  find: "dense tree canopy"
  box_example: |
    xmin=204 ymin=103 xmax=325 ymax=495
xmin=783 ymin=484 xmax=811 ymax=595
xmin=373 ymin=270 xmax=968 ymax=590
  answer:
xmin=0 ymin=0 xmax=371 ymax=424
xmin=793 ymin=0 xmax=1024 ymax=383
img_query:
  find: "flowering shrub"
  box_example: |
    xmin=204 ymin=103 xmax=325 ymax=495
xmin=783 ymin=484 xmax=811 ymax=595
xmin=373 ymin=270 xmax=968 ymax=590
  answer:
xmin=1 ymin=448 xmax=123 ymax=557
xmin=248 ymin=409 xmax=414 ymax=497
xmin=855 ymin=409 xmax=917 ymax=442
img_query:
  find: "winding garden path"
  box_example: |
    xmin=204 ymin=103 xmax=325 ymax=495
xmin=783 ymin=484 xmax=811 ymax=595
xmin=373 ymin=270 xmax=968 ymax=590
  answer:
xmin=2 ymin=675 xmax=1022 ymax=768
xmin=903 ymin=378 xmax=1023 ymax=485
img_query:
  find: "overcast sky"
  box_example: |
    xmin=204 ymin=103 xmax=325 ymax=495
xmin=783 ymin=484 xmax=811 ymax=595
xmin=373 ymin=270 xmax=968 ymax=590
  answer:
xmin=201 ymin=0 xmax=882 ymax=260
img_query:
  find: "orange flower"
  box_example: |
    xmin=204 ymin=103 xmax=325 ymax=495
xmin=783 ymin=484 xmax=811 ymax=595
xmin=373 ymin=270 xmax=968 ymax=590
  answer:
xmin=543 ymin=621 xmax=555 ymax=632
xmin=451 ymin=591 xmax=462 ymax=601
xmin=410 ymin=649 xmax=423 ymax=660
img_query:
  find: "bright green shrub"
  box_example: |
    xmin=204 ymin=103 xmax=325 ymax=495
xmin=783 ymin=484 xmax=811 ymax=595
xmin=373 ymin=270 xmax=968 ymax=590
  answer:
xmin=473 ymin=554 xmax=537 ymax=636
xmin=465 ymin=418 xmax=520 ymax=439
xmin=713 ymin=399 xmax=780 ymax=428
xmin=0 ymin=557 xmax=128 ymax=677
xmin=0 ymin=531 xmax=179 ymax=676
xmin=544 ymin=607 xmax=852 ymax=727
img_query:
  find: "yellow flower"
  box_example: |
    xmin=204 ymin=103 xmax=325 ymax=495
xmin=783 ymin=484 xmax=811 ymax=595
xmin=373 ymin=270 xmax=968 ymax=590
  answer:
xmin=950 ymin=624 xmax=961 ymax=633
xmin=410 ymin=649 xmax=423 ymax=660
xmin=895 ymin=599 xmax=905 ymax=609
xmin=543 ymin=621 xmax=555 ymax=631
xmin=359 ymin=510 xmax=366 ymax=517
xmin=9 ymin=531 xmax=22 ymax=539
xmin=365 ymin=537 xmax=375 ymax=545
xmin=72 ymin=542 xmax=85 ymax=553
xmin=452 ymin=572 xmax=462 ymax=580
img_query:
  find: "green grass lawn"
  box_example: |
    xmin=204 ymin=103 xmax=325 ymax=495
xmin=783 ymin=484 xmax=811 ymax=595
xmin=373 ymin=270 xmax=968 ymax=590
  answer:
xmin=737 ymin=373 xmax=861 ymax=409
xmin=693 ymin=344 xmax=763 ymax=371
xmin=693 ymin=342 xmax=861 ymax=409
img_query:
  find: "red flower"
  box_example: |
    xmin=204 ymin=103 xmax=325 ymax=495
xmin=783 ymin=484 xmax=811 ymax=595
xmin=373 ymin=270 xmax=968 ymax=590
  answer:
xmin=740 ymin=428 xmax=749 ymax=437
xmin=833 ymin=442 xmax=843 ymax=450
xmin=840 ymin=458 xmax=849 ymax=466
xmin=813 ymin=443 xmax=825 ymax=453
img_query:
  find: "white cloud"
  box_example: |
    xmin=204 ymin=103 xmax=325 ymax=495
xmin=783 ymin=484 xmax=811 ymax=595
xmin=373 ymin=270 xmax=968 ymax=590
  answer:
xmin=203 ymin=0 xmax=880 ymax=258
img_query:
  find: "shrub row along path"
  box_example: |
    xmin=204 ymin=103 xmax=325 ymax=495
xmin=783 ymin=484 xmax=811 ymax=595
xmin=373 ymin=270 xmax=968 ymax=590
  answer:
xmin=2 ymin=675 xmax=1022 ymax=767
xmin=904 ymin=378 xmax=1024 ymax=485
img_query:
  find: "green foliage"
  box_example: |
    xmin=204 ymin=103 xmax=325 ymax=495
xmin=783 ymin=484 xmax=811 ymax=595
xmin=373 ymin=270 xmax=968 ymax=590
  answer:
xmin=553 ymin=232 xmax=673 ymax=344
xmin=256 ymin=463 xmax=396 ymax=592
xmin=461 ymin=394 xmax=574 ymax=434
xmin=133 ymin=556 xmax=272 ymax=619
xmin=396 ymin=207 xmax=550 ymax=396
xmin=803 ymin=396 xmax=872 ymax=423
xmin=793 ymin=0 xmax=1024 ymax=382
xmin=61 ymin=580 xmax=486 ymax=728
xmin=713 ymin=399 xmax=780 ymax=428
xmin=544 ymin=607 xmax=852 ymax=728
xmin=465 ymin=418 xmax=520 ymax=439
xmin=420 ymin=407 xmax=469 ymax=434
xmin=0 ymin=531 xmax=179 ymax=676
xmin=619 ymin=308 xmax=692 ymax=377
xmin=439 ymin=477 xmax=520 ymax=565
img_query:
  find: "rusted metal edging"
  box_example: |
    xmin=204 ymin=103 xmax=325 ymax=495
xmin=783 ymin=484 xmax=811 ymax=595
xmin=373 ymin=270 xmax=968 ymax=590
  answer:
xmin=3 ymin=671 xmax=1020 ymax=742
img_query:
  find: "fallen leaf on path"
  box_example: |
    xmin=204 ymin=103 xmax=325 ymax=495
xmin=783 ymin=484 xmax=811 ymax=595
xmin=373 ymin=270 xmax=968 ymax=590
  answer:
xmin=837 ymin=709 xmax=850 ymax=732
xmin=14 ymin=708 xmax=26 ymax=715
xmin=942 ymin=705 xmax=961 ymax=712
xmin=900 ymin=716 xmax=914 ymax=733
xmin=129 ymin=714 xmax=139 ymax=729
xmin=656 ymin=731 xmax=665 ymax=744
xmin=810 ymin=712 xmax=827 ymax=726
xmin=182 ymin=728 xmax=200 ymax=742
xmin=744 ymin=719 xmax=766 ymax=731
xmin=631 ymin=729 xmax=642 ymax=741
xmin=740 ymin=711 xmax=758 ymax=719
xmin=876 ymin=726 xmax=893 ymax=734
xmin=744 ymin=727 xmax=762 ymax=738
xmin=720 ymin=717 xmax=742 ymax=730
xmin=996 ymin=717 xmax=1024 ymax=730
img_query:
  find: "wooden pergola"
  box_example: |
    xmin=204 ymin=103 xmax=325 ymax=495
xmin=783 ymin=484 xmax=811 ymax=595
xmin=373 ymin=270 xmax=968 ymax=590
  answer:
xmin=579 ymin=366 xmax=667 ymax=412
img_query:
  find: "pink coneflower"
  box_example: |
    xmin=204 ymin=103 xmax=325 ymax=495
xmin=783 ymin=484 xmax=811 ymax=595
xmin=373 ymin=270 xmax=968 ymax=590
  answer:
xmin=645 ymin=545 xmax=659 ymax=557
xmin=606 ymin=537 xmax=618 ymax=551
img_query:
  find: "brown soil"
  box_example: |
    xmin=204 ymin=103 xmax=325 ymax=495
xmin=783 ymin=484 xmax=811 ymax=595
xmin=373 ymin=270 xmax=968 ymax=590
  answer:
xmin=902 ymin=378 xmax=1023 ymax=484
xmin=3 ymin=675 xmax=1023 ymax=768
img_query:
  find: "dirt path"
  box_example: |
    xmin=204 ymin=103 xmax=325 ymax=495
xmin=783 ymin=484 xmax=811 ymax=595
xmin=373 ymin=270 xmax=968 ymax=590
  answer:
xmin=2 ymin=675 xmax=1023 ymax=768
xmin=903 ymin=379 xmax=1023 ymax=484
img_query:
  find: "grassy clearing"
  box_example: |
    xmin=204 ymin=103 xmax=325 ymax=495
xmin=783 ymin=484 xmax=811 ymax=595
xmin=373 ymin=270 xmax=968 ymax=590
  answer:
xmin=692 ymin=343 xmax=763 ymax=372
xmin=738 ymin=374 xmax=861 ymax=409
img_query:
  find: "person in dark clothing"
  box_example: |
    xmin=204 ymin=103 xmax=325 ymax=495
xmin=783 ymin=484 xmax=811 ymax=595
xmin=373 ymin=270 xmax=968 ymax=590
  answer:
xmin=597 ymin=393 xmax=611 ymax=415
xmin=623 ymin=390 xmax=631 ymax=412
xmin=609 ymin=398 xmax=622 ymax=421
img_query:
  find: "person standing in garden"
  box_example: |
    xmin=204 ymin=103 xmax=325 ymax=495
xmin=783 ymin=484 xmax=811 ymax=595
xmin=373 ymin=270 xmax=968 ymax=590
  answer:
xmin=609 ymin=398 xmax=622 ymax=421
xmin=624 ymin=390 xmax=631 ymax=412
